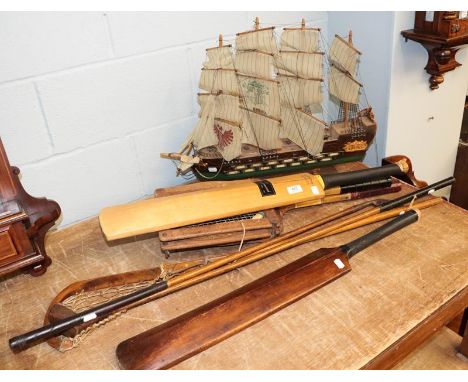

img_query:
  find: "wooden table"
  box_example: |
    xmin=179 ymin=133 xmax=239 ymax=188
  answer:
xmin=1 ymin=162 xmax=467 ymax=369
xmin=394 ymin=327 xmax=468 ymax=369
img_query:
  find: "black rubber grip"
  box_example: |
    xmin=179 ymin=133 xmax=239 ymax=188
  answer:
xmin=9 ymin=280 xmax=169 ymax=352
xmin=379 ymin=177 xmax=455 ymax=212
xmin=320 ymin=164 xmax=403 ymax=189
xmin=339 ymin=178 xmax=392 ymax=194
xmin=341 ymin=209 xmax=419 ymax=258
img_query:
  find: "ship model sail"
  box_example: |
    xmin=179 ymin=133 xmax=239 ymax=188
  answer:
xmin=161 ymin=18 xmax=377 ymax=180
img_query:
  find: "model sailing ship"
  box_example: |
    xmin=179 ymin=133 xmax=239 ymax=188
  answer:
xmin=161 ymin=18 xmax=377 ymax=180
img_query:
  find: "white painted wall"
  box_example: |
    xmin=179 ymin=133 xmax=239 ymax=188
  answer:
xmin=386 ymin=12 xmax=468 ymax=190
xmin=0 ymin=11 xmax=328 ymax=227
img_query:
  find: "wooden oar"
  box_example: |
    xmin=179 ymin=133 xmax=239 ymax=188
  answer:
xmin=9 ymin=178 xmax=452 ymax=352
xmin=116 ymin=210 xmax=420 ymax=369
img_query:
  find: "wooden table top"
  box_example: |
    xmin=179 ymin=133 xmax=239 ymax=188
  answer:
xmin=1 ymin=162 xmax=467 ymax=369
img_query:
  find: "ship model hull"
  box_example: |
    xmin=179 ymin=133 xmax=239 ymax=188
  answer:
xmin=193 ymin=114 xmax=376 ymax=181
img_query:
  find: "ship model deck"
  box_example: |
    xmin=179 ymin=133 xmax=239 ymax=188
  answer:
xmin=161 ymin=18 xmax=377 ymax=180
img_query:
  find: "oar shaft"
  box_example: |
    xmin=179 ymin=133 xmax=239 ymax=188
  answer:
xmin=168 ymin=202 xmax=377 ymax=285
xmin=167 ymin=198 xmax=442 ymax=291
xmin=327 ymin=198 xmax=441 ymax=236
xmin=169 ymin=178 xmax=454 ymax=286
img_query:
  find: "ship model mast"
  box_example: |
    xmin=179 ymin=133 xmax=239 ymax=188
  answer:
xmin=161 ymin=18 xmax=376 ymax=180
xmin=276 ymin=18 xmax=327 ymax=155
xmin=328 ymin=30 xmax=365 ymax=132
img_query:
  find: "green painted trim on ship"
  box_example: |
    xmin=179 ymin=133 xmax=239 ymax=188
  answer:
xmin=195 ymin=154 xmax=365 ymax=181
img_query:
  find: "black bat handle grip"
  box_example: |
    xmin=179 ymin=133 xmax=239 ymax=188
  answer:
xmin=320 ymin=164 xmax=403 ymax=189
xmin=341 ymin=209 xmax=419 ymax=258
xmin=379 ymin=177 xmax=454 ymax=212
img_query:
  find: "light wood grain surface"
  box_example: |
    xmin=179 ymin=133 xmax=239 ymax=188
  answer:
xmin=1 ymin=163 xmax=467 ymax=369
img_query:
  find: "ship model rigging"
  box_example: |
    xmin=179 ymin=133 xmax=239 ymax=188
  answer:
xmin=162 ymin=17 xmax=377 ymax=180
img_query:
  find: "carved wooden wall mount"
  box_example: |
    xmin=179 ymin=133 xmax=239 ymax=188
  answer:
xmin=401 ymin=11 xmax=468 ymax=90
xmin=401 ymin=31 xmax=466 ymax=90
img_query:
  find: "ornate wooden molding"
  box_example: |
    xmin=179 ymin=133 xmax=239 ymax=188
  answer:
xmin=401 ymin=11 xmax=468 ymax=90
xmin=401 ymin=30 xmax=467 ymax=90
xmin=0 ymin=138 xmax=61 ymax=277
